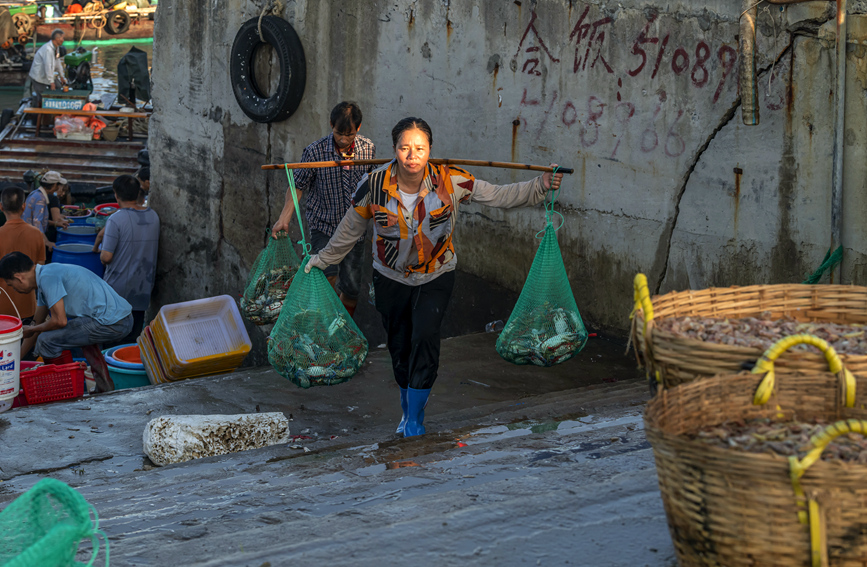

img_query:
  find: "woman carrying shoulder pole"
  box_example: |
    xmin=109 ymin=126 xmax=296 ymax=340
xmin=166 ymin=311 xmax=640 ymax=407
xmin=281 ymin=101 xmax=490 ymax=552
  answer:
xmin=305 ymin=117 xmax=563 ymax=437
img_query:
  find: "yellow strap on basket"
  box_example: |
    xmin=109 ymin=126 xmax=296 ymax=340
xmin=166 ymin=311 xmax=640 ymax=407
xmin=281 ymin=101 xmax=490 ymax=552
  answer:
xmin=788 ymin=419 xmax=867 ymax=566
xmin=751 ymin=334 xmax=856 ymax=408
xmin=632 ymin=273 xmax=654 ymax=336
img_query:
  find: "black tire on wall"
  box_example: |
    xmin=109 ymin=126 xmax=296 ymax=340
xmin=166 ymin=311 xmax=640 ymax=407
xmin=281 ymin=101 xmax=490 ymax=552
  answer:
xmin=230 ymin=16 xmax=306 ymax=123
xmin=105 ymin=10 xmax=130 ymax=35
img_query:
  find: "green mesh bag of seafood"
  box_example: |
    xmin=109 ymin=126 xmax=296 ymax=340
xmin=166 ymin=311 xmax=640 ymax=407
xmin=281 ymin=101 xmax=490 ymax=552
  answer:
xmin=267 ymin=168 xmax=368 ymax=387
xmin=0 ymin=478 xmax=110 ymax=567
xmin=496 ymin=185 xmax=588 ymax=366
xmin=241 ymin=231 xmax=301 ymax=325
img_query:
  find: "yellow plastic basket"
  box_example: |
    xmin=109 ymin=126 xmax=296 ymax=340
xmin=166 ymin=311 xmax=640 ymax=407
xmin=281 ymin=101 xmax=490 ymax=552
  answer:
xmin=150 ymin=296 xmax=251 ymax=378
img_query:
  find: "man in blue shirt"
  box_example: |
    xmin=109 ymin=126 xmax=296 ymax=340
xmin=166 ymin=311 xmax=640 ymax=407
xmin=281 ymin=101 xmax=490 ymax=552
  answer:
xmin=101 ymin=174 xmax=159 ymax=346
xmin=0 ymin=252 xmax=133 ymax=392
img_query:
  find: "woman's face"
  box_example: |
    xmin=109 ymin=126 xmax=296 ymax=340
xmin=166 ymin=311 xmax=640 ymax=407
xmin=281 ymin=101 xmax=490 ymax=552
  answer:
xmin=394 ymin=128 xmax=430 ymax=176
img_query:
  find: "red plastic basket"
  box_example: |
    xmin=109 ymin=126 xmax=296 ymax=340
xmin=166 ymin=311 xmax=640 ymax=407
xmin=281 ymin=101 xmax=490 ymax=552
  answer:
xmin=20 ymin=362 xmax=86 ymax=405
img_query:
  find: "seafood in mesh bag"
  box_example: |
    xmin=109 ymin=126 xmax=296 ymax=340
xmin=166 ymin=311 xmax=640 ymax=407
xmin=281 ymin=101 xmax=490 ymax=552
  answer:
xmin=689 ymin=417 xmax=867 ymax=463
xmin=656 ymin=312 xmax=867 ymax=355
xmin=500 ymin=307 xmax=588 ymax=367
xmin=268 ymin=310 xmax=368 ymax=388
xmin=241 ymin=266 xmax=295 ymax=325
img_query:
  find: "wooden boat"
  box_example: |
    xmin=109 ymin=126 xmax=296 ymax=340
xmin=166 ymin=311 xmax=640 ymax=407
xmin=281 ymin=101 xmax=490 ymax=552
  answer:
xmin=0 ymin=99 xmax=148 ymax=195
xmin=36 ymin=6 xmax=155 ymax=42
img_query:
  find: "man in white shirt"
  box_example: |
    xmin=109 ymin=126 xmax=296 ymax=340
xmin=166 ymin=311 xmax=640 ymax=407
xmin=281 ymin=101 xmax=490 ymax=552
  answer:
xmin=28 ymin=29 xmax=66 ymax=107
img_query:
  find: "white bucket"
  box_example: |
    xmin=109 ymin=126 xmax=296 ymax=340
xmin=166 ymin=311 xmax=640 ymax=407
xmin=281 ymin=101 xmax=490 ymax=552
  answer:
xmin=0 ymin=314 xmax=23 ymax=407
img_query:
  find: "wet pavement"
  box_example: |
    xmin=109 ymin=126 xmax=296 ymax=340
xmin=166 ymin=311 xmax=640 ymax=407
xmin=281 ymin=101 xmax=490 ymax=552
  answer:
xmin=0 ymin=333 xmax=677 ymax=566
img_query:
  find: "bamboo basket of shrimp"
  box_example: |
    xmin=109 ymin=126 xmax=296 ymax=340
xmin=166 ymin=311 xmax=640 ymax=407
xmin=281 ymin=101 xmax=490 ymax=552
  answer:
xmin=645 ymin=335 xmax=867 ymax=566
xmin=630 ymin=273 xmax=867 ymax=392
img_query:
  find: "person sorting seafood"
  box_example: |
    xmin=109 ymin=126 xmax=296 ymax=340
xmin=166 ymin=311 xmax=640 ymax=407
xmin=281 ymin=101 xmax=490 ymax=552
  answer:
xmin=305 ymin=117 xmax=563 ymax=437
xmin=271 ymin=101 xmax=376 ymax=317
xmin=0 ymin=252 xmax=133 ymax=392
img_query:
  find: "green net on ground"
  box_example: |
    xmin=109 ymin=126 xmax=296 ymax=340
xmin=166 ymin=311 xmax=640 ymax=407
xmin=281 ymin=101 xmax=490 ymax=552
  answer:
xmin=267 ymin=168 xmax=368 ymax=388
xmin=0 ymin=478 xmax=109 ymax=567
xmin=495 ymin=182 xmax=587 ymax=366
xmin=240 ymin=231 xmax=301 ymax=325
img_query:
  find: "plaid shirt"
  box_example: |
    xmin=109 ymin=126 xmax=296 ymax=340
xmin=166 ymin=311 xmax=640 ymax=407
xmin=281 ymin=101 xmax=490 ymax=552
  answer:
xmin=293 ymin=133 xmax=376 ymax=237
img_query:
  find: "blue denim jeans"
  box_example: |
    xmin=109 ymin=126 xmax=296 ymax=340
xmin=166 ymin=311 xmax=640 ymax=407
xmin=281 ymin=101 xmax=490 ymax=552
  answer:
xmin=34 ymin=314 xmax=134 ymax=359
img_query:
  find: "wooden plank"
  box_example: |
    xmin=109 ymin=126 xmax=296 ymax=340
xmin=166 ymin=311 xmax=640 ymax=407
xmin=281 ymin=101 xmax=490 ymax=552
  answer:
xmin=0 ymin=149 xmax=142 ymax=162
xmin=0 ymin=158 xmax=140 ymax=173
xmin=23 ymin=109 xmax=151 ymax=119
xmin=2 ymin=138 xmax=145 ymax=150
xmin=0 ymin=169 xmax=131 ymax=183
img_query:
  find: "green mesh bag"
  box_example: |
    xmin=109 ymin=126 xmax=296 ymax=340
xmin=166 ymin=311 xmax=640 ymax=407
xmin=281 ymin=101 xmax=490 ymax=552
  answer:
xmin=0 ymin=478 xmax=109 ymax=567
xmin=267 ymin=168 xmax=368 ymax=388
xmin=495 ymin=184 xmax=588 ymax=366
xmin=240 ymin=231 xmax=301 ymax=325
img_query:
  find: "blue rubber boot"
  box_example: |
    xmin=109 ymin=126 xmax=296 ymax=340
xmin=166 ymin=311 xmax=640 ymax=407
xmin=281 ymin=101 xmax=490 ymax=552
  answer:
xmin=396 ymin=387 xmax=408 ymax=435
xmin=404 ymin=387 xmax=431 ymax=437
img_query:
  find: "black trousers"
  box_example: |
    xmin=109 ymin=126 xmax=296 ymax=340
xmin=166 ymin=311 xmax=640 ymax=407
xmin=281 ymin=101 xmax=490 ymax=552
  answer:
xmin=374 ymin=270 xmax=455 ymax=390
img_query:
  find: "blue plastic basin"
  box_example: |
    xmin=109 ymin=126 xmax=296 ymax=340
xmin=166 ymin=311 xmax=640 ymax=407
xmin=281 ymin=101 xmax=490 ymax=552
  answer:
xmin=106 ymin=364 xmax=150 ymax=390
xmin=52 ymin=243 xmax=104 ymax=277
xmin=57 ymin=225 xmax=99 ymax=245
xmin=104 ymin=344 xmax=144 ymax=370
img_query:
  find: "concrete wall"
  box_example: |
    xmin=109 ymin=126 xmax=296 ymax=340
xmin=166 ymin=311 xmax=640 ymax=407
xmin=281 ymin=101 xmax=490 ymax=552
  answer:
xmin=149 ymin=0 xmax=867 ymax=360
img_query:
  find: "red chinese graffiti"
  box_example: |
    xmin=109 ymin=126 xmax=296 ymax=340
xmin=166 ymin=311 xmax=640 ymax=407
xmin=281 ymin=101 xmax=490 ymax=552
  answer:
xmin=569 ymin=6 xmax=614 ymax=74
xmin=507 ymin=7 xmax=782 ymax=158
xmin=516 ymin=10 xmax=560 ymax=76
xmin=627 ymin=14 xmax=660 ymax=77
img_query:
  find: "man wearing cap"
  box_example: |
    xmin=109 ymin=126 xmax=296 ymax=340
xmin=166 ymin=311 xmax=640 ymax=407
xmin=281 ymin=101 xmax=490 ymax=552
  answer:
xmin=0 ymin=251 xmax=132 ymax=392
xmin=22 ymin=170 xmax=69 ymax=251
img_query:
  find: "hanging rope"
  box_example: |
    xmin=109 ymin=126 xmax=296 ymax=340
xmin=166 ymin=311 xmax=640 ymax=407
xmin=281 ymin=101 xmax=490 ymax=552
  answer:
xmin=536 ymin=165 xmax=565 ymax=238
xmin=258 ymin=0 xmax=285 ymax=42
xmin=284 ymin=165 xmax=310 ymax=259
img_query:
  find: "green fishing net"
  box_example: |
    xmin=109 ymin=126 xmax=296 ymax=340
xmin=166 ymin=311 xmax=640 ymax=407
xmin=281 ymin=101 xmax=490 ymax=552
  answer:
xmin=267 ymin=168 xmax=368 ymax=388
xmin=0 ymin=478 xmax=109 ymax=567
xmin=241 ymin=231 xmax=301 ymax=325
xmin=496 ymin=182 xmax=588 ymax=366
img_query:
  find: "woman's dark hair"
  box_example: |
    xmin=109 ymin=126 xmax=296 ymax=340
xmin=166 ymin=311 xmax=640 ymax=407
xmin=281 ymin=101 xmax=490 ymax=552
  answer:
xmin=330 ymin=102 xmax=362 ymax=134
xmin=392 ymin=117 xmax=433 ymax=147
xmin=0 ymin=251 xmax=34 ymax=281
xmin=113 ymin=174 xmax=142 ymax=202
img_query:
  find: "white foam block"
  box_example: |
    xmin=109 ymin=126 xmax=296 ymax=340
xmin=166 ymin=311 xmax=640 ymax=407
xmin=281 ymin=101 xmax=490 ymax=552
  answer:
xmin=143 ymin=413 xmax=290 ymax=466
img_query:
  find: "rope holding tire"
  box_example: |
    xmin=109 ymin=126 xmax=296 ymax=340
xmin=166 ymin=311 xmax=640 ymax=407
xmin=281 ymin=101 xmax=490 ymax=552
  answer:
xmin=230 ymin=15 xmax=306 ymax=123
xmin=258 ymin=0 xmax=284 ymax=42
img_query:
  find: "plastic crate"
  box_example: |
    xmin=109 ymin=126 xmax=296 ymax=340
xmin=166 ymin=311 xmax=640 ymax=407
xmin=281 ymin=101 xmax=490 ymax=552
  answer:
xmin=139 ymin=326 xmax=232 ymax=384
xmin=152 ymin=296 xmax=251 ymax=376
xmin=138 ymin=327 xmax=167 ymax=384
xmin=20 ymin=362 xmax=86 ymax=405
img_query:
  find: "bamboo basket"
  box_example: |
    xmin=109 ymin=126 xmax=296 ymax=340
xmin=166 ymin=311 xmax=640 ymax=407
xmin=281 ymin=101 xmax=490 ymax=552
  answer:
xmin=646 ymin=336 xmax=865 ymax=566
xmin=631 ymin=273 xmax=867 ymax=391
